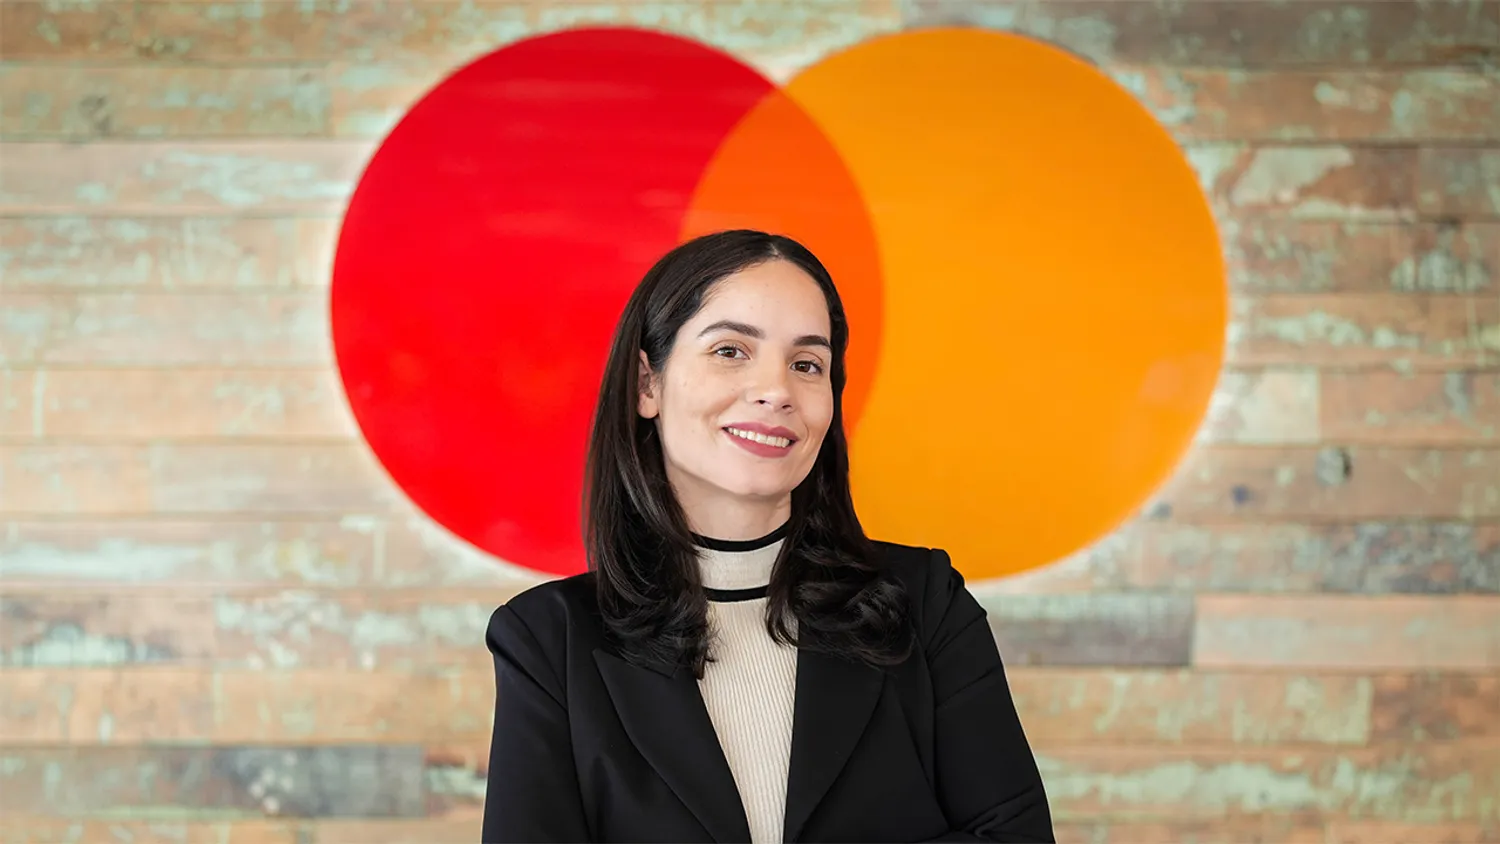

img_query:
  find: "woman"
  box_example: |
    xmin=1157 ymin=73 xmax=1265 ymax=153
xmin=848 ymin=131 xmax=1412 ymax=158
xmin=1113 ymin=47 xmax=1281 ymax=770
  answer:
xmin=482 ymin=230 xmax=1053 ymax=843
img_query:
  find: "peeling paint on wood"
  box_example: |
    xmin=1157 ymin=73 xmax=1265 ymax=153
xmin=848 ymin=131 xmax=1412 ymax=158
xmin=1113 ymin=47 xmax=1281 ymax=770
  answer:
xmin=0 ymin=745 xmax=429 ymax=818
xmin=908 ymin=0 xmax=1500 ymax=68
xmin=0 ymin=66 xmax=331 ymax=139
xmin=1151 ymin=446 xmax=1500 ymax=519
xmin=0 ymin=142 xmax=371 ymax=213
xmin=0 ymin=217 xmax=335 ymax=289
xmin=1195 ymin=594 xmax=1500 ymax=669
xmin=1222 ymin=220 xmax=1497 ymax=293
xmin=977 ymin=593 xmax=1194 ymax=666
xmin=1114 ymin=68 xmax=1500 ymax=142
xmin=1228 ymin=294 xmax=1498 ymax=369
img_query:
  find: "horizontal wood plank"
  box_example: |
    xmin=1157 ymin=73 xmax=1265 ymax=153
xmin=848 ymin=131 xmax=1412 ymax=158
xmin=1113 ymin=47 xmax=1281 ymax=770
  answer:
xmin=0 ymin=141 xmax=370 ymax=214
xmin=1192 ymin=145 xmax=1416 ymax=220
xmin=0 ymin=1 xmax=138 ymax=61
xmin=908 ymin=0 xmax=1500 ymax=67
xmin=0 ymin=292 xmax=330 ymax=365
xmin=1201 ymin=371 xmax=1320 ymax=444
xmin=1194 ymin=594 xmax=1500 ymax=669
xmin=977 ymin=593 xmax=1195 ymax=667
xmin=0 ymin=666 xmax=1380 ymax=746
xmin=1420 ymin=148 xmax=1500 ymax=218
xmin=0 ymin=588 xmax=524 ymax=670
xmin=0 ymin=444 xmax=398 ymax=514
xmin=0 ymin=66 xmax=330 ymax=138
xmin=1205 ymin=370 xmax=1499 ymax=445
xmin=0 ymin=217 xmax=336 ymax=289
xmin=1033 ymin=743 xmax=1500 ymax=821
xmin=1150 ymin=446 xmax=1500 ymax=520
xmin=106 ymin=0 xmax=902 ymax=71
xmin=1370 ymin=673 xmax=1500 ymax=742
xmin=1056 ymin=818 xmax=1330 ymax=844
xmin=1227 ymin=294 xmax=1497 ymax=369
xmin=1326 ymin=823 xmax=1500 ymax=844
xmin=0 ymin=745 xmax=430 ymax=818
xmin=1119 ymin=68 xmax=1500 ymax=142
xmin=999 ymin=522 xmax=1500 ymax=595
xmin=0 ymin=369 xmax=354 ymax=438
xmin=0 ymin=516 xmax=536 ymax=589
xmin=1321 ymin=371 xmax=1500 ymax=443
xmin=0 ymin=818 xmax=304 ymax=844
xmin=1223 ymin=220 xmax=1497 ymax=294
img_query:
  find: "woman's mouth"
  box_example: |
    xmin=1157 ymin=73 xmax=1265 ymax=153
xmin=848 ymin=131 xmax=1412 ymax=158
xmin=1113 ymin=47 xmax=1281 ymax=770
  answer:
xmin=723 ymin=425 xmax=795 ymax=457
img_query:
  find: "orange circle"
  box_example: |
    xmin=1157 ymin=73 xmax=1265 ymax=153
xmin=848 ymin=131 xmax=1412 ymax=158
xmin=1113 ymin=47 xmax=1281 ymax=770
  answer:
xmin=693 ymin=29 xmax=1226 ymax=580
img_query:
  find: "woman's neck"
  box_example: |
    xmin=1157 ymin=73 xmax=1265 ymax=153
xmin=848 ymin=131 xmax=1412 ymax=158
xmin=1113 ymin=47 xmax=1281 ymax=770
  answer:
xmin=680 ymin=500 xmax=791 ymax=543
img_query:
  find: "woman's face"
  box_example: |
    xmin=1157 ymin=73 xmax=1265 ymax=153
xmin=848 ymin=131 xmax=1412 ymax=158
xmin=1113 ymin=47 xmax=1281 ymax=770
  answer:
xmin=638 ymin=258 xmax=835 ymax=537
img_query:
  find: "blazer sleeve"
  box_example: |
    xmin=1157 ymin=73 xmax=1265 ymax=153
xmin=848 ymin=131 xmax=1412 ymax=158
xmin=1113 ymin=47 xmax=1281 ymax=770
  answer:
xmin=917 ymin=549 xmax=1055 ymax=843
xmin=481 ymin=603 xmax=591 ymax=843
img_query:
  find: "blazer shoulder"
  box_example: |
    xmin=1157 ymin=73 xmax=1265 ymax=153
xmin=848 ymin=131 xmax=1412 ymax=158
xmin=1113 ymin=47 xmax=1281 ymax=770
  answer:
xmin=486 ymin=571 xmax=599 ymax=660
xmin=869 ymin=539 xmax=968 ymax=639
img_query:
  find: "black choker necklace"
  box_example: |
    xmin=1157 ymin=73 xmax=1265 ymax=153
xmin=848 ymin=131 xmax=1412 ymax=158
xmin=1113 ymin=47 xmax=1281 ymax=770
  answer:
xmin=691 ymin=521 xmax=789 ymax=552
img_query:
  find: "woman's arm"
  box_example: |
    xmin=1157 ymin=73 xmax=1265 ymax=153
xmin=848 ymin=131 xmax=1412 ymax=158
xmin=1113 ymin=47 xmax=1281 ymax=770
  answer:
xmin=481 ymin=603 xmax=591 ymax=843
xmin=918 ymin=549 xmax=1054 ymax=843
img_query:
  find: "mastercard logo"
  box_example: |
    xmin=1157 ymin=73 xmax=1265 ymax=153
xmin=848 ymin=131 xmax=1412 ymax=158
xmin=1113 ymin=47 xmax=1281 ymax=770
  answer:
xmin=331 ymin=26 xmax=1227 ymax=581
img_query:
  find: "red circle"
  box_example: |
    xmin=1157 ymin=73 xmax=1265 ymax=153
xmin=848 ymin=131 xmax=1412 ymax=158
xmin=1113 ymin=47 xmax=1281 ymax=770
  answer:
xmin=331 ymin=28 xmax=877 ymax=576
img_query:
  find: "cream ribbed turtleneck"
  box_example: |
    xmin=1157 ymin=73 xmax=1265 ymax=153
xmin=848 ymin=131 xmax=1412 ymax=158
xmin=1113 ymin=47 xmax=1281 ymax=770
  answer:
xmin=694 ymin=525 xmax=797 ymax=844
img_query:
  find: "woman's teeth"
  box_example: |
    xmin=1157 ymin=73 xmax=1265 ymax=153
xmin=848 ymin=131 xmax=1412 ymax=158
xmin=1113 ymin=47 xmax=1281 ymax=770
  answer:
xmin=726 ymin=427 xmax=791 ymax=448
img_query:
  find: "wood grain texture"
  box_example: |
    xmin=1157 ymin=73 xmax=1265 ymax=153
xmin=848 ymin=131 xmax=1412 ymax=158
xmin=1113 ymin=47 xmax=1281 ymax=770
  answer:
xmin=1199 ymin=370 xmax=1500 ymax=446
xmin=996 ymin=522 xmax=1500 ymax=595
xmin=1033 ymin=744 xmax=1500 ymax=821
xmin=1194 ymin=594 xmax=1500 ymax=669
xmin=1228 ymin=293 xmax=1499 ymax=369
xmin=0 ymin=369 xmax=354 ymax=439
xmin=1118 ymin=69 xmax=1500 ymax=142
xmin=0 ymin=217 xmax=334 ymax=289
xmin=0 ymin=292 xmax=330 ymax=365
xmin=0 ymin=666 xmax=1387 ymax=746
xmin=1191 ymin=145 xmax=1417 ymax=220
xmin=1419 ymin=148 xmax=1500 ymax=218
xmin=1150 ymin=446 xmax=1500 ymax=520
xmin=978 ymin=593 xmax=1195 ymax=666
xmin=0 ymin=587 xmax=523 ymax=670
xmin=0 ymin=818 xmax=304 ymax=844
xmin=123 ymin=0 xmax=904 ymax=71
xmin=0 ymin=66 xmax=330 ymax=138
xmin=0 ymin=745 xmax=430 ymax=818
xmin=1222 ymin=220 xmax=1497 ymax=293
xmin=905 ymin=0 xmax=1500 ymax=67
xmin=0 ymin=516 xmax=538 ymax=589
xmin=0 ymin=141 xmax=370 ymax=214
xmin=1370 ymin=673 xmax=1500 ymax=742
xmin=1321 ymin=371 xmax=1500 ymax=443
xmin=0 ymin=1 xmax=138 ymax=61
xmin=0 ymin=443 xmax=406 ymax=515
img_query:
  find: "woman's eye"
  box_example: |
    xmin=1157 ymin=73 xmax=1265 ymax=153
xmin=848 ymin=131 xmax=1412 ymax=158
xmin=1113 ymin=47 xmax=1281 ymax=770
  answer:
xmin=793 ymin=360 xmax=825 ymax=375
xmin=713 ymin=346 xmax=745 ymax=359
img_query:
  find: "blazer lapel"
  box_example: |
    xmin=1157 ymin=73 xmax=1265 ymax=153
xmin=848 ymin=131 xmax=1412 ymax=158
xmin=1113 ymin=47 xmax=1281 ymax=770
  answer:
xmin=593 ymin=650 xmax=752 ymax=843
xmin=782 ymin=646 xmax=886 ymax=842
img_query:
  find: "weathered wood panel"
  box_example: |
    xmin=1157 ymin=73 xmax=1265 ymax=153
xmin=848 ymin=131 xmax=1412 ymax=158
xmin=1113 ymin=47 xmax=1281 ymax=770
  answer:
xmin=1194 ymin=594 xmax=1500 ymax=669
xmin=0 ymin=217 xmax=332 ymax=290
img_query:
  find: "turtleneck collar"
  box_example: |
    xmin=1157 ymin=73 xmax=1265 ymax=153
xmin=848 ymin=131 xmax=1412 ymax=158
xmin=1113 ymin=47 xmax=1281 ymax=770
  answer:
xmin=693 ymin=521 xmax=788 ymax=597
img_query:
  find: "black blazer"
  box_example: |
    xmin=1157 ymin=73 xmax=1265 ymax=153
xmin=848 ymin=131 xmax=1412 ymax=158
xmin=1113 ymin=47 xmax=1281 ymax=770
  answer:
xmin=481 ymin=540 xmax=1054 ymax=843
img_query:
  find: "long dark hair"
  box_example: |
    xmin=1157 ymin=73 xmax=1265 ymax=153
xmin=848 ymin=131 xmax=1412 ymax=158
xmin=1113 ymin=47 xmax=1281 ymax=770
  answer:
xmin=583 ymin=229 xmax=912 ymax=678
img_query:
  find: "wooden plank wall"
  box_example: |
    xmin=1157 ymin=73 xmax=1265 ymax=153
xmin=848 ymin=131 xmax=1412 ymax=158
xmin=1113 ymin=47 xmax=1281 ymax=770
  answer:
xmin=1 ymin=0 xmax=1498 ymax=842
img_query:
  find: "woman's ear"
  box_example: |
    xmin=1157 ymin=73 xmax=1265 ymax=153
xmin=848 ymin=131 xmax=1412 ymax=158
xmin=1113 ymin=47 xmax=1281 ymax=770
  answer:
xmin=637 ymin=350 xmax=660 ymax=419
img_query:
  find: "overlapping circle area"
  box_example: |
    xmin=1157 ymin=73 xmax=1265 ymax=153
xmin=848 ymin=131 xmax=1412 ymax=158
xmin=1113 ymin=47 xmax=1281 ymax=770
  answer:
xmin=331 ymin=26 xmax=1227 ymax=580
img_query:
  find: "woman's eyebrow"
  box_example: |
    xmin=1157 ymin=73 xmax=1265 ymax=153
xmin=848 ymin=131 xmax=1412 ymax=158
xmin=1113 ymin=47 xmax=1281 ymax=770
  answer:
xmin=698 ymin=319 xmax=831 ymax=350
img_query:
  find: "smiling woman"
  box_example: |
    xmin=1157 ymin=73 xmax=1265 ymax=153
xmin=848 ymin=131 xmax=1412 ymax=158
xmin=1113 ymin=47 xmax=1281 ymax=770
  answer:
xmin=480 ymin=230 xmax=1054 ymax=843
